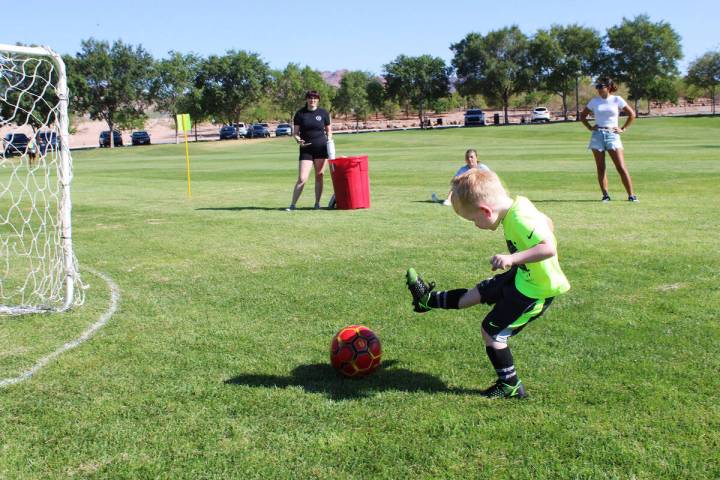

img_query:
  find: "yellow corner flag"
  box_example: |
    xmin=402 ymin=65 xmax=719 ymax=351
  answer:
xmin=177 ymin=114 xmax=192 ymax=198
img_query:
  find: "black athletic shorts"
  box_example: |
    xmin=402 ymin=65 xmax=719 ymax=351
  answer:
xmin=476 ymin=267 xmax=554 ymax=343
xmin=299 ymin=143 xmax=328 ymax=161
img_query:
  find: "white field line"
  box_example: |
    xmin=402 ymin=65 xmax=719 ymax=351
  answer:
xmin=0 ymin=269 xmax=120 ymax=389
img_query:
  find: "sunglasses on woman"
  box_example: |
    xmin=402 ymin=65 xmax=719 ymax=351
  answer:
xmin=595 ymin=84 xmax=608 ymax=89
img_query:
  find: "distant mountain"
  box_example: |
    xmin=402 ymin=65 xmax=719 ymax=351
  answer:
xmin=321 ymin=70 xmax=348 ymax=87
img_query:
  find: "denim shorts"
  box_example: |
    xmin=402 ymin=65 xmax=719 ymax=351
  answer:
xmin=589 ymin=129 xmax=623 ymax=151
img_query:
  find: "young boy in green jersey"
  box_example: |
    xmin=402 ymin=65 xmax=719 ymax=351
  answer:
xmin=406 ymin=169 xmax=570 ymax=398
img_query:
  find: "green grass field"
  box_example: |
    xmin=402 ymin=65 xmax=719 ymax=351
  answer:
xmin=1 ymin=117 xmax=719 ymax=479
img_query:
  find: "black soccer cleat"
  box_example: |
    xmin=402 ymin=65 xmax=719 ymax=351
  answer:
xmin=479 ymin=380 xmax=528 ymax=399
xmin=406 ymin=268 xmax=435 ymax=313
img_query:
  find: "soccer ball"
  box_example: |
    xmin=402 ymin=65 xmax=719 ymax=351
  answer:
xmin=330 ymin=325 xmax=382 ymax=377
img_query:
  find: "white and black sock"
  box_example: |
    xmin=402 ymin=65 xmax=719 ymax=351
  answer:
xmin=486 ymin=346 xmax=519 ymax=386
xmin=428 ymin=289 xmax=467 ymax=309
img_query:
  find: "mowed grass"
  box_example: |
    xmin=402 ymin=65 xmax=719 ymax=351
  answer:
xmin=1 ymin=117 xmax=719 ymax=479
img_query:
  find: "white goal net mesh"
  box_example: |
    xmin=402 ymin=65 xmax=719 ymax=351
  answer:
xmin=0 ymin=44 xmax=83 ymax=314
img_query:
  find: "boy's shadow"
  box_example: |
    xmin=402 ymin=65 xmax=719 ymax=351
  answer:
xmin=224 ymin=360 xmax=482 ymax=400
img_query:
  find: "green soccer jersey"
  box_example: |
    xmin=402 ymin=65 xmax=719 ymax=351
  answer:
xmin=501 ymin=196 xmax=571 ymax=299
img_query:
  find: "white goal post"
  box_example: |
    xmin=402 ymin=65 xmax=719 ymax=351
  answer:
xmin=0 ymin=43 xmax=83 ymax=314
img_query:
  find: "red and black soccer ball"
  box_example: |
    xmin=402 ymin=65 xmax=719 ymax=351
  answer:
xmin=330 ymin=325 xmax=382 ymax=377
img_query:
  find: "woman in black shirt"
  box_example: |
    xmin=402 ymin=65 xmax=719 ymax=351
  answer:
xmin=286 ymin=90 xmax=332 ymax=211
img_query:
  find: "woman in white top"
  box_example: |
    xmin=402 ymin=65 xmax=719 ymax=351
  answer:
xmin=580 ymin=77 xmax=637 ymax=202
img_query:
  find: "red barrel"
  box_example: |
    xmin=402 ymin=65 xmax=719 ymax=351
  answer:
xmin=329 ymin=155 xmax=370 ymax=209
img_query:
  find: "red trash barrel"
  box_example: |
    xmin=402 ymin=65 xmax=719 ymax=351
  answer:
xmin=329 ymin=155 xmax=370 ymax=209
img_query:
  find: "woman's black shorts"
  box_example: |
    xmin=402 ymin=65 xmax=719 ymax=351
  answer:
xmin=299 ymin=143 xmax=328 ymax=161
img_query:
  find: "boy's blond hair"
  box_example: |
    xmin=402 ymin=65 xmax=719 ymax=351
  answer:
xmin=451 ymin=169 xmax=508 ymax=210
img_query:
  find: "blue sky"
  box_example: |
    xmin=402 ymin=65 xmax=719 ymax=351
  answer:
xmin=5 ymin=0 xmax=719 ymax=74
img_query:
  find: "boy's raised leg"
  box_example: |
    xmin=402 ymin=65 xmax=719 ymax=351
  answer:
xmin=406 ymin=268 xmax=474 ymax=313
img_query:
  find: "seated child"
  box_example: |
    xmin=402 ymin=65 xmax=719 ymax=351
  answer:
xmin=432 ymin=149 xmax=489 ymax=206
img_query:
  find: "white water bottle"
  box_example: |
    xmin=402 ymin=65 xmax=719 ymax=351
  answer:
xmin=327 ymin=139 xmax=336 ymax=159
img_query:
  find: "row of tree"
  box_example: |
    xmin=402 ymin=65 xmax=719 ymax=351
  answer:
xmin=4 ymin=15 xmax=718 ymax=147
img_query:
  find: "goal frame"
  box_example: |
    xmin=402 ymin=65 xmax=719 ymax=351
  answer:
xmin=0 ymin=43 xmax=79 ymax=314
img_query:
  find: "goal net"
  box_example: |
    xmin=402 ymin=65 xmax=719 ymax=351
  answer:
xmin=0 ymin=44 xmax=83 ymax=314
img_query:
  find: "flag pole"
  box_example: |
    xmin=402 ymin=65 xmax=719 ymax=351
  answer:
xmin=184 ymin=127 xmax=191 ymax=198
xmin=177 ymin=114 xmax=192 ymax=198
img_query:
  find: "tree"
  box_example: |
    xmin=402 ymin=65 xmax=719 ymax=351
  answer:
xmin=512 ymin=91 xmax=552 ymax=109
xmin=686 ymin=51 xmax=720 ymax=115
xmin=69 ymin=38 xmax=154 ymax=147
xmin=195 ymin=50 xmax=271 ymax=125
xmin=153 ymin=51 xmax=202 ymax=140
xmin=273 ymin=64 xmax=335 ymax=121
xmin=381 ymin=100 xmax=400 ymax=121
xmin=176 ymin=87 xmax=206 ymax=142
xmin=461 ymin=93 xmax=486 ymax=110
xmin=530 ymin=24 xmax=602 ymax=120
xmin=114 ymin=111 xmax=147 ymax=131
xmin=606 ymin=15 xmax=682 ymax=113
xmin=0 ymin=47 xmax=59 ymax=134
xmin=244 ymin=97 xmax=282 ymax=123
xmin=673 ymin=77 xmax=703 ymax=104
xmin=273 ymin=64 xmax=304 ymax=121
xmin=452 ymin=26 xmax=533 ymax=124
xmin=646 ymin=77 xmax=678 ymax=109
xmin=383 ymin=55 xmax=450 ymax=128
xmin=333 ymin=71 xmax=372 ymax=128
xmin=300 ymin=66 xmax=336 ymax=115
xmin=366 ymin=78 xmax=385 ymax=120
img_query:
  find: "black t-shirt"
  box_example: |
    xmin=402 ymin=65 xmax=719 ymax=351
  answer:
xmin=293 ymin=107 xmax=330 ymax=146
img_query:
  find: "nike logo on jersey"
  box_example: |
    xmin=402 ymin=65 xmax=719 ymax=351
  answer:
xmin=527 ymin=229 xmax=535 ymax=239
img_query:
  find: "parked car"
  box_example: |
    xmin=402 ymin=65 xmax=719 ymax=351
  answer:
xmin=531 ymin=107 xmax=551 ymax=123
xmin=275 ymin=123 xmax=292 ymax=136
xmin=219 ymin=125 xmax=239 ymax=140
xmin=36 ymin=131 xmax=59 ymax=154
xmin=233 ymin=122 xmax=248 ymax=137
xmin=3 ymin=133 xmax=31 ymax=156
xmin=464 ymin=109 xmax=486 ymax=127
xmin=247 ymin=123 xmax=271 ymax=138
xmin=131 ymin=130 xmax=151 ymax=146
xmin=99 ymin=130 xmax=123 ymax=147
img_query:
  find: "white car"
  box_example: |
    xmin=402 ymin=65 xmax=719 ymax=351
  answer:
xmin=275 ymin=123 xmax=293 ymax=137
xmin=531 ymin=107 xmax=551 ymax=123
xmin=233 ymin=122 xmax=248 ymax=137
xmin=463 ymin=109 xmax=486 ymax=127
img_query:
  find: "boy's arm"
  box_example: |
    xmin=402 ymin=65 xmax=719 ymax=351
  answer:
xmin=491 ymin=239 xmax=557 ymax=271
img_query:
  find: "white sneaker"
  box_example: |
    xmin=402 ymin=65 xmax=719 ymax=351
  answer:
xmin=431 ymin=192 xmax=440 ymax=203
xmin=442 ymin=199 xmax=452 ymax=206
